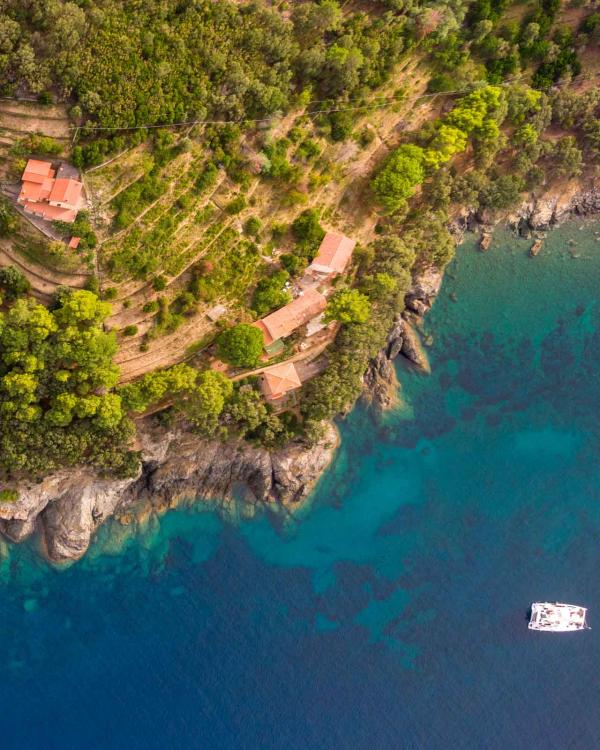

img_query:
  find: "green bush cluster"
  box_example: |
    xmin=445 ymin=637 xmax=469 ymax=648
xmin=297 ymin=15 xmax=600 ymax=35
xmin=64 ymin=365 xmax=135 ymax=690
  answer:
xmin=302 ymin=236 xmax=414 ymax=423
xmin=217 ymin=324 xmax=264 ymax=368
xmin=111 ymin=171 xmax=166 ymax=230
xmin=53 ymin=212 xmax=97 ymax=251
xmin=0 ymin=289 xmax=138 ymax=477
xmin=224 ymin=384 xmax=298 ymax=448
xmin=291 ymin=209 xmax=325 ymax=259
xmin=121 ymin=363 xmax=235 ymax=437
xmin=10 ymin=133 xmax=62 ymax=158
xmin=251 ymin=270 xmax=291 ymax=317
xmin=0 ymin=488 xmax=18 ymax=503
xmin=0 ymin=266 xmax=31 ymax=303
xmin=373 ymin=86 xmax=505 ymax=214
xmin=0 ymin=197 xmax=17 ymax=238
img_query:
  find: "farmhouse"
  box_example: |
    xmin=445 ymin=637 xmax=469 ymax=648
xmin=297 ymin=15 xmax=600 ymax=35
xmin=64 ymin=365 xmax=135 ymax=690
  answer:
xmin=253 ymin=287 xmax=327 ymax=349
xmin=260 ymin=362 xmax=302 ymax=401
xmin=18 ymin=159 xmax=84 ymax=223
xmin=308 ymin=231 xmax=356 ymax=277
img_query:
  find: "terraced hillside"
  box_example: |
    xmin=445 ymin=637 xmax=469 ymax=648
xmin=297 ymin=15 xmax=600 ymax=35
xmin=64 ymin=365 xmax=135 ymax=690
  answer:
xmin=82 ymin=58 xmax=435 ymax=382
xmin=0 ymin=100 xmax=71 ymax=178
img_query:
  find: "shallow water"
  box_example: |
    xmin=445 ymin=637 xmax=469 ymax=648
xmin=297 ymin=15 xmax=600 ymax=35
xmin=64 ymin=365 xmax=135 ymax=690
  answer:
xmin=2 ymin=222 xmax=600 ymax=749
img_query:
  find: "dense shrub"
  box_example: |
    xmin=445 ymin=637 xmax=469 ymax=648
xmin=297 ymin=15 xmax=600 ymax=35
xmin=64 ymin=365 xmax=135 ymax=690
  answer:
xmin=291 ymin=209 xmax=325 ymax=258
xmin=251 ymin=270 xmax=291 ymax=317
xmin=217 ymin=324 xmax=264 ymax=368
xmin=0 ymin=290 xmax=137 ymax=477
xmin=0 ymin=266 xmax=31 ymax=302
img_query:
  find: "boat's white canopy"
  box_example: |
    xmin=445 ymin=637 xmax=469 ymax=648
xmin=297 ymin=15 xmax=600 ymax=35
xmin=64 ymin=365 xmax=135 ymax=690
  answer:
xmin=529 ymin=602 xmax=587 ymax=631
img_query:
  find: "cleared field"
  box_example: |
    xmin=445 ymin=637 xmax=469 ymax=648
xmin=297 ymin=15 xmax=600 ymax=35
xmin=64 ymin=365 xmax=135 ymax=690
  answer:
xmin=0 ymin=100 xmax=71 ymax=140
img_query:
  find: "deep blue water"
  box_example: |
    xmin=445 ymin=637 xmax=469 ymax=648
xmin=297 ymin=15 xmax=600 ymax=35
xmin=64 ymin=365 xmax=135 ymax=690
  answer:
xmin=2 ymin=223 xmax=600 ymax=749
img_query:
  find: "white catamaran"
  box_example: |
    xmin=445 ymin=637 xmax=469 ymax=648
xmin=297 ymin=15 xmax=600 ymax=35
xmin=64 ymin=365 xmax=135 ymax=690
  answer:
xmin=529 ymin=602 xmax=589 ymax=632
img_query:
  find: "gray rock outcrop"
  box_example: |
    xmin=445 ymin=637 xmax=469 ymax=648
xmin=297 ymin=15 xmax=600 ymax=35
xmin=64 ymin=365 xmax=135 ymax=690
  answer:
xmin=363 ymin=351 xmax=399 ymax=411
xmin=0 ymin=422 xmax=339 ymax=563
xmin=366 ymin=266 xmax=441 ymax=410
xmin=405 ymin=266 xmax=443 ymax=314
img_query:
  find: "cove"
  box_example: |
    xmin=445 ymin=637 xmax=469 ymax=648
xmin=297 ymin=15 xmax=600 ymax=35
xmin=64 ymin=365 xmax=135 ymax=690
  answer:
xmin=1 ymin=221 xmax=600 ymax=749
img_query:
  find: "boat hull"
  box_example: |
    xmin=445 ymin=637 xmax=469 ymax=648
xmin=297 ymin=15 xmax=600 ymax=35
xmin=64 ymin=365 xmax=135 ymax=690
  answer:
xmin=529 ymin=602 xmax=588 ymax=632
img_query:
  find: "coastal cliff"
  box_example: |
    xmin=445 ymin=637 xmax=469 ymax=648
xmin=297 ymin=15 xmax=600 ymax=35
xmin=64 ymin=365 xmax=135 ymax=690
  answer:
xmin=0 ymin=422 xmax=339 ymax=563
xmin=2 ymin=182 xmax=598 ymax=563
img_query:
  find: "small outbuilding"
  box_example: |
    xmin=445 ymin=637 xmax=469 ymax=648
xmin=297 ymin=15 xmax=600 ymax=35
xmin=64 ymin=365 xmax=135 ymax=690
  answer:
xmin=261 ymin=362 xmax=302 ymax=401
xmin=309 ymin=231 xmax=356 ymax=276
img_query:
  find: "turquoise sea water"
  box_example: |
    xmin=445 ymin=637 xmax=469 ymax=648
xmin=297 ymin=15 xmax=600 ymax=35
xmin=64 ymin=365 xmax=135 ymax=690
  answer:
xmin=2 ymin=222 xmax=600 ymax=749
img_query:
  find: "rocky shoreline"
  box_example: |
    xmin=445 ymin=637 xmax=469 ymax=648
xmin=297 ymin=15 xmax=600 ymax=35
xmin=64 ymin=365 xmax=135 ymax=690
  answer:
xmin=365 ymin=180 xmax=600 ymax=409
xmin=0 ymin=422 xmax=339 ymax=563
xmin=1 ymin=181 xmax=598 ymax=564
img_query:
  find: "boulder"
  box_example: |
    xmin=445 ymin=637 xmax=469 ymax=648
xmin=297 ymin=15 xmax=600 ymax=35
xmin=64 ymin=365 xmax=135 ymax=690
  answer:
xmin=399 ymin=319 xmax=431 ymax=373
xmin=363 ymin=351 xmax=400 ymax=411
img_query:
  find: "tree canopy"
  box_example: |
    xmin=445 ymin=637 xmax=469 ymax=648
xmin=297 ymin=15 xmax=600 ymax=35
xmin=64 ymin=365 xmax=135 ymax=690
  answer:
xmin=0 ymin=289 xmax=136 ymax=477
xmin=325 ymin=289 xmax=372 ymax=325
xmin=217 ymin=324 xmax=264 ymax=368
xmin=372 ymin=144 xmax=426 ymax=213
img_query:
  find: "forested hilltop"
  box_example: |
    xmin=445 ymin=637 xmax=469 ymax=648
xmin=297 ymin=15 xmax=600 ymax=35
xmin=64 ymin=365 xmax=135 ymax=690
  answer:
xmin=0 ymin=0 xmax=599 ymax=492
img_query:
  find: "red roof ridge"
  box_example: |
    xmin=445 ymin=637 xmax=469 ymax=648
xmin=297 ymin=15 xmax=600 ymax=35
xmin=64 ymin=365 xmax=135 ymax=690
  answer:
xmin=256 ymin=287 xmax=327 ymax=345
xmin=261 ymin=361 xmax=302 ymax=399
xmin=309 ymin=231 xmax=356 ymax=275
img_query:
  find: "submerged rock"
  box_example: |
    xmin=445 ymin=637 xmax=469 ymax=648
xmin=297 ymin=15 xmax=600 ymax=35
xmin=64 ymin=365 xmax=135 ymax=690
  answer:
xmin=479 ymin=232 xmax=492 ymax=251
xmin=530 ymin=238 xmax=543 ymax=257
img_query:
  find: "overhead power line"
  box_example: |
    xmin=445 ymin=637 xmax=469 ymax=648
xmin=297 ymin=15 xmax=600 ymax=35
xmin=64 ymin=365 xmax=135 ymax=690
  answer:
xmin=69 ymin=70 xmax=600 ymax=132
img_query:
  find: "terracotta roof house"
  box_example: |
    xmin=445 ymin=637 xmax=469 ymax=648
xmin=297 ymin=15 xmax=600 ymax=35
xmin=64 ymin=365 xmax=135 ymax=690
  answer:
xmin=261 ymin=362 xmax=302 ymax=401
xmin=21 ymin=159 xmax=54 ymax=185
xmin=309 ymin=231 xmax=356 ymax=276
xmin=68 ymin=236 xmax=81 ymax=249
xmin=253 ymin=287 xmax=327 ymax=347
xmin=18 ymin=159 xmax=84 ymax=224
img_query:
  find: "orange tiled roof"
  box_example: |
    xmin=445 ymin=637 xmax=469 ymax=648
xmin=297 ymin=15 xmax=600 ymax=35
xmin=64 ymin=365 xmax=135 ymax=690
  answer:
xmin=22 ymin=201 xmax=78 ymax=223
xmin=261 ymin=362 xmax=302 ymax=399
xmin=309 ymin=232 xmax=356 ymax=275
xmin=68 ymin=236 xmax=81 ymax=249
xmin=22 ymin=159 xmax=54 ymax=185
xmin=254 ymin=287 xmax=327 ymax=345
xmin=49 ymin=178 xmax=83 ymax=208
xmin=18 ymin=175 xmax=55 ymax=203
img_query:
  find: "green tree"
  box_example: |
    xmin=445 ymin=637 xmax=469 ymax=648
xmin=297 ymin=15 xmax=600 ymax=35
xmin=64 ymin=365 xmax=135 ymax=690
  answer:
xmin=0 ymin=289 xmax=136 ymax=477
xmin=514 ymin=124 xmax=538 ymax=147
xmin=0 ymin=198 xmax=17 ymax=237
xmin=371 ymin=144 xmax=426 ymax=213
xmin=360 ymin=272 xmax=397 ymax=302
xmin=251 ymin=270 xmax=291 ymax=316
xmin=0 ymin=266 xmax=31 ymax=302
xmin=291 ymin=209 xmax=325 ymax=257
xmin=225 ymin=385 xmax=270 ymax=437
xmin=217 ymin=324 xmax=264 ymax=368
xmin=324 ymin=289 xmax=371 ymax=324
xmin=479 ymin=174 xmax=525 ymax=211
xmin=183 ymin=371 xmax=233 ymax=435
xmin=550 ymin=136 xmax=583 ymax=178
